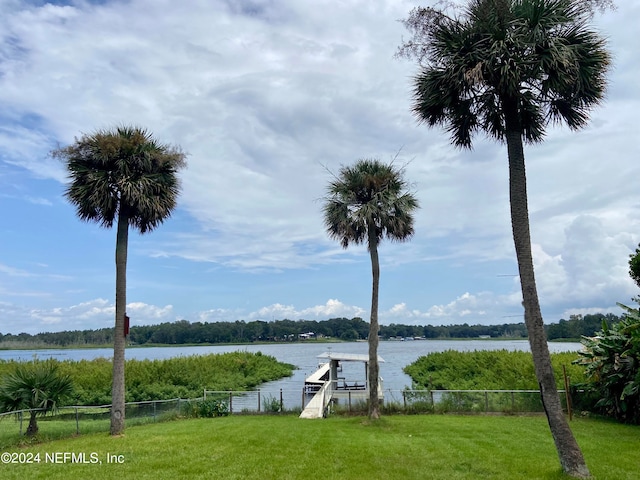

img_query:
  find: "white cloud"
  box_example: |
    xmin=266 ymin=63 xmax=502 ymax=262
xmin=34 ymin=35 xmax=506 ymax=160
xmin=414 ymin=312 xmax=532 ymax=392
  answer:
xmin=0 ymin=263 xmax=33 ymax=277
xmin=532 ymin=215 xmax=637 ymax=309
xmin=197 ymin=308 xmax=244 ymax=323
xmin=0 ymin=299 xmax=175 ymax=334
xmin=380 ymin=291 xmax=521 ymax=326
xmin=0 ymin=263 xmax=70 ymax=281
xmin=248 ymin=299 xmax=366 ymax=321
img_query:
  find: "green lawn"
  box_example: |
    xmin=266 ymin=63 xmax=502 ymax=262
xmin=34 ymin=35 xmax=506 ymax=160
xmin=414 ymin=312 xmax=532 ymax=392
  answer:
xmin=1 ymin=415 xmax=638 ymax=479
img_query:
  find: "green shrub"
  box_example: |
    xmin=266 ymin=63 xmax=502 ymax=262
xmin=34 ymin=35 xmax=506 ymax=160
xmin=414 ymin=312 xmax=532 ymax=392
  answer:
xmin=262 ymin=394 xmax=282 ymax=413
xmin=181 ymin=399 xmax=229 ymax=418
xmin=404 ymin=349 xmax=585 ymax=390
xmin=575 ymin=304 xmax=640 ymax=423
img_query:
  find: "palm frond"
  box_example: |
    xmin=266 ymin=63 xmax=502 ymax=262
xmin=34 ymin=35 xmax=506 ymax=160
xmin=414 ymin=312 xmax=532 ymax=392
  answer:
xmin=322 ymin=159 xmax=419 ymax=251
xmin=406 ymin=0 xmax=609 ymax=147
xmin=52 ymin=126 xmax=186 ymax=234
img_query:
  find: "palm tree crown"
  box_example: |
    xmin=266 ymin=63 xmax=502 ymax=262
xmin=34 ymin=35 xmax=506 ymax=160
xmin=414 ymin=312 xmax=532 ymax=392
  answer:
xmin=54 ymin=126 xmax=186 ymax=233
xmin=323 ymin=159 xmax=418 ymax=249
xmin=0 ymin=362 xmax=73 ymax=436
xmin=402 ymin=0 xmax=610 ymax=148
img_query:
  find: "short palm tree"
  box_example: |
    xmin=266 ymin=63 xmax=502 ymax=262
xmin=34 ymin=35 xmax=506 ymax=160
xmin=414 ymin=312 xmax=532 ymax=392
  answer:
xmin=0 ymin=362 xmax=73 ymax=436
xmin=398 ymin=0 xmax=609 ymax=477
xmin=323 ymin=159 xmax=418 ymax=419
xmin=52 ymin=126 xmax=186 ymax=435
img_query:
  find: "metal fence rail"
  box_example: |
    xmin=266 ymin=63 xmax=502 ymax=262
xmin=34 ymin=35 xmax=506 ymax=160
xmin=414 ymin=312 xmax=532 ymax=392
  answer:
xmin=0 ymin=398 xmax=190 ymax=441
xmin=201 ymin=388 xmax=569 ymax=414
xmin=0 ymin=389 xmax=573 ymax=445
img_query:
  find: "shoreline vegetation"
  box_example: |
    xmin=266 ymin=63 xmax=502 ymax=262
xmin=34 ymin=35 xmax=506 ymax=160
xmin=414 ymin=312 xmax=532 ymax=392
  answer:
xmin=0 ymin=352 xmax=294 ymax=405
xmin=0 ymin=313 xmax=616 ymax=350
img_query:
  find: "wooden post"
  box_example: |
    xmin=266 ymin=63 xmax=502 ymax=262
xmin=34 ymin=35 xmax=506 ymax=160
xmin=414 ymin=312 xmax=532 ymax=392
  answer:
xmin=563 ymin=365 xmax=573 ymax=421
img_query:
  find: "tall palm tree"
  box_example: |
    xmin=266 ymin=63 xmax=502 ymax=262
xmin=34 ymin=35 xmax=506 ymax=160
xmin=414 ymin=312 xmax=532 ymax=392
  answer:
xmin=52 ymin=126 xmax=186 ymax=435
xmin=323 ymin=159 xmax=419 ymax=419
xmin=398 ymin=0 xmax=609 ymax=477
xmin=0 ymin=361 xmax=73 ymax=436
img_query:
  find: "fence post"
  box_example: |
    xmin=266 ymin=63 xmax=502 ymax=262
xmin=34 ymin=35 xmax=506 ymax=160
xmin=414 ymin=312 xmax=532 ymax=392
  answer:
xmin=258 ymin=389 xmax=261 ymax=413
xmin=75 ymin=407 xmax=80 ymax=435
xmin=229 ymin=391 xmax=233 ymax=414
xmin=511 ymin=391 xmax=515 ymax=412
xmin=563 ymin=365 xmax=573 ymax=421
xmin=19 ymin=410 xmax=23 ymax=436
xmin=403 ymin=390 xmax=406 ymax=409
xmin=484 ymin=391 xmax=489 ymax=412
xmin=153 ymin=401 xmax=157 ymax=421
xmin=429 ymin=390 xmax=434 ymax=407
xmin=279 ymin=389 xmax=283 ymax=413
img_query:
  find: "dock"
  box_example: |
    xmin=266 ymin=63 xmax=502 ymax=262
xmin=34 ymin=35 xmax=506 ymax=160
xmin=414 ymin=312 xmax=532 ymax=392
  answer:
xmin=303 ymin=362 xmax=330 ymax=394
xmin=299 ymin=352 xmax=384 ymax=419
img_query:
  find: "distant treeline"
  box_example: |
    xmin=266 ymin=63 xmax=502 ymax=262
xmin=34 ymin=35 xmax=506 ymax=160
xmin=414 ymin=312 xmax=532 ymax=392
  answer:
xmin=0 ymin=313 xmax=620 ymax=348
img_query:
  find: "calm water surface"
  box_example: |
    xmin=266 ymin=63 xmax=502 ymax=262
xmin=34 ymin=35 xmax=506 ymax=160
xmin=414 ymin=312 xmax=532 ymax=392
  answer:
xmin=0 ymin=339 xmax=582 ymax=396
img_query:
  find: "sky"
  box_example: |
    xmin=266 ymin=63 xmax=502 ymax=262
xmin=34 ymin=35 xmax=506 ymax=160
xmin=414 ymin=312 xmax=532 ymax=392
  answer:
xmin=0 ymin=0 xmax=638 ymax=335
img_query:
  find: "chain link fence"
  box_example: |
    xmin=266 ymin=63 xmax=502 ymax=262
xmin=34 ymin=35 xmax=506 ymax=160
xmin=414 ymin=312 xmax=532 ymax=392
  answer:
xmin=0 ymin=398 xmax=190 ymax=446
xmin=0 ymin=388 xmax=574 ymax=446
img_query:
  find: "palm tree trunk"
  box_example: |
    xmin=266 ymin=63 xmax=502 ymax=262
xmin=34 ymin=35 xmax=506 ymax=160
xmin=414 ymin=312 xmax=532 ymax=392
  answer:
xmin=110 ymin=209 xmax=128 ymax=436
xmin=26 ymin=411 xmax=38 ymax=436
xmin=504 ymin=104 xmax=589 ymax=478
xmin=367 ymin=226 xmax=381 ymax=420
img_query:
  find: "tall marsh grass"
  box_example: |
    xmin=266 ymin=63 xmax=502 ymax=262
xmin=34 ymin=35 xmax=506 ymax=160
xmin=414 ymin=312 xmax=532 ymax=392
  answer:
xmin=0 ymin=351 xmax=294 ymax=405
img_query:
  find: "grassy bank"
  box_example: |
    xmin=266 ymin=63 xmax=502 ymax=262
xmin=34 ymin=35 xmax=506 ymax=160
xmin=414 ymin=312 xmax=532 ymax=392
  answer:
xmin=0 ymin=352 xmax=294 ymax=405
xmin=0 ymin=415 xmax=638 ymax=479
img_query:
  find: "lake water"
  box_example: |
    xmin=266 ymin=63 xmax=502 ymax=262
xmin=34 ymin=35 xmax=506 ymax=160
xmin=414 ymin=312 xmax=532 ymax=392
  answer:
xmin=0 ymin=339 xmax=583 ymax=409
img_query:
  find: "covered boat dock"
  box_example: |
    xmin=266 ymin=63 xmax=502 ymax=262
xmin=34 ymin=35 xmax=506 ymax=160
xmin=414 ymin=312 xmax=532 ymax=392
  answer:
xmin=299 ymin=352 xmax=384 ymax=419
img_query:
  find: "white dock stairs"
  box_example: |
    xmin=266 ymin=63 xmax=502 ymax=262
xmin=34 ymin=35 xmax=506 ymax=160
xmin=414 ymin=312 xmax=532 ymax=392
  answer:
xmin=299 ymin=381 xmax=331 ymax=418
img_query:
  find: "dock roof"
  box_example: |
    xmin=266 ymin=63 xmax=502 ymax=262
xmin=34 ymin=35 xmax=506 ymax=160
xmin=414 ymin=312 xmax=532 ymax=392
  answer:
xmin=317 ymin=352 xmax=385 ymax=363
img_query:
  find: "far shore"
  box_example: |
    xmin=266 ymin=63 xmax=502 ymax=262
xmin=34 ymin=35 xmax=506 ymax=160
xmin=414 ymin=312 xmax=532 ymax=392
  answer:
xmin=0 ymin=336 xmax=580 ymax=352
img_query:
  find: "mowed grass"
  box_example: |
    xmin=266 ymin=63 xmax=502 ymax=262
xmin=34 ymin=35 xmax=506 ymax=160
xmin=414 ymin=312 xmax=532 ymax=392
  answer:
xmin=1 ymin=415 xmax=638 ymax=480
